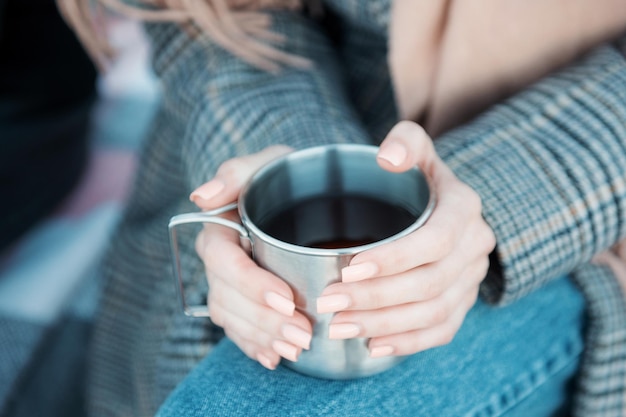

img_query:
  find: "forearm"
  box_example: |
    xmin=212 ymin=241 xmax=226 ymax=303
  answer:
xmin=144 ymin=11 xmax=371 ymax=187
xmin=434 ymin=37 xmax=626 ymax=304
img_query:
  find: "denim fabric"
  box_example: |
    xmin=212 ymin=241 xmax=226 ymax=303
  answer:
xmin=156 ymin=276 xmax=584 ymax=417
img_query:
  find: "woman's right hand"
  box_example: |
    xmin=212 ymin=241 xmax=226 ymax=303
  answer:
xmin=190 ymin=145 xmax=313 ymax=370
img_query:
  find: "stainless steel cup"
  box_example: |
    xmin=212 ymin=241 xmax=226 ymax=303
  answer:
xmin=169 ymin=144 xmax=435 ymax=379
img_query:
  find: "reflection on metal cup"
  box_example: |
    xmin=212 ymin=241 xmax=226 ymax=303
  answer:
xmin=169 ymin=144 xmax=435 ymax=379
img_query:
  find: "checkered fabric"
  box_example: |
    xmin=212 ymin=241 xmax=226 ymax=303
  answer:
xmin=87 ymin=2 xmax=626 ymax=416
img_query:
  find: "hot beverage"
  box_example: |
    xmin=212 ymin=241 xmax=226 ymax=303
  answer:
xmin=257 ymin=194 xmax=418 ymax=249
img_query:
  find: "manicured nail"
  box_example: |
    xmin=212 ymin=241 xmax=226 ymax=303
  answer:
xmin=256 ymin=353 xmax=276 ymax=370
xmin=282 ymin=324 xmax=312 ymax=350
xmin=342 ymin=262 xmax=378 ymax=282
xmin=265 ymin=292 xmax=295 ymax=316
xmin=369 ymin=345 xmax=395 ymax=358
xmin=316 ymin=294 xmax=351 ymax=314
xmin=189 ymin=179 xmax=225 ymax=202
xmin=378 ymin=142 xmax=407 ymax=167
xmin=328 ymin=323 xmax=361 ymax=339
xmin=272 ymin=340 xmax=299 ymax=362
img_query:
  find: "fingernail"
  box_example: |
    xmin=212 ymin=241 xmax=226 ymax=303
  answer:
xmin=272 ymin=340 xmax=299 ymax=362
xmin=378 ymin=142 xmax=407 ymax=167
xmin=189 ymin=179 xmax=225 ymax=202
xmin=282 ymin=324 xmax=312 ymax=350
xmin=256 ymin=353 xmax=276 ymax=370
xmin=265 ymin=292 xmax=295 ymax=316
xmin=316 ymin=294 xmax=351 ymax=314
xmin=342 ymin=262 xmax=378 ymax=282
xmin=369 ymin=345 xmax=395 ymax=358
xmin=328 ymin=323 xmax=361 ymax=339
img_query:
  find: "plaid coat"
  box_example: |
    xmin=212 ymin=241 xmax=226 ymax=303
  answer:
xmin=87 ymin=2 xmax=626 ymax=416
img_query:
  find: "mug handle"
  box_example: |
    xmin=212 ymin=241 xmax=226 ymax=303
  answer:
xmin=168 ymin=202 xmax=249 ymax=317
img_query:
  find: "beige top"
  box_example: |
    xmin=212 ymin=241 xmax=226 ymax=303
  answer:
xmin=389 ymin=0 xmax=626 ymax=135
xmin=58 ymin=0 xmax=626 ymax=135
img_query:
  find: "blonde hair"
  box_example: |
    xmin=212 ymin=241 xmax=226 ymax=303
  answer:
xmin=56 ymin=0 xmax=312 ymax=72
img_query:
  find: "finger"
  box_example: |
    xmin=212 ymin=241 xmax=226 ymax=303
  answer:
xmin=190 ymin=145 xmax=293 ymax=209
xmin=328 ymin=265 xmax=482 ymax=338
xmin=376 ymin=121 xmax=439 ymax=176
xmin=209 ymin=282 xmax=312 ymax=350
xmin=221 ymin=325 xmax=282 ymax=370
xmin=213 ymin=303 xmax=305 ymax=363
xmin=212 ymin=293 xmax=310 ymax=363
xmin=367 ymin=293 xmax=473 ymax=357
xmin=323 ymin=220 xmax=491 ymax=314
xmin=227 ymin=333 xmax=281 ymax=370
xmin=200 ymin=230 xmax=296 ymax=317
xmin=321 ymin=263 xmax=453 ymax=313
xmin=343 ymin=179 xmax=480 ymax=281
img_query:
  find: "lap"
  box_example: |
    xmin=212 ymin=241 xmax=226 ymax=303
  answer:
xmin=157 ymin=276 xmax=585 ymax=417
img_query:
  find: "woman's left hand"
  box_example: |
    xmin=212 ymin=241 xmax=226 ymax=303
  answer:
xmin=317 ymin=121 xmax=496 ymax=358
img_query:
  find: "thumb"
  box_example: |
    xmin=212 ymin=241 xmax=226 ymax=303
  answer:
xmin=376 ymin=121 xmax=438 ymax=177
xmin=190 ymin=145 xmax=293 ymax=210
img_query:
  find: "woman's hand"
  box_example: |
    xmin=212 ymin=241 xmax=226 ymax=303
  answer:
xmin=190 ymin=145 xmax=313 ymax=371
xmin=316 ymin=121 xmax=497 ymax=358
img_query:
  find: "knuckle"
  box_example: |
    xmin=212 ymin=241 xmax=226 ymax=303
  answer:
xmin=230 ymin=250 xmax=256 ymax=276
xmin=427 ymin=301 xmax=449 ymax=325
xmin=363 ymin=287 xmax=386 ymax=310
xmin=369 ymin=317 xmax=388 ymax=336
xmin=467 ymin=288 xmax=480 ymax=308
xmin=483 ymin=227 xmax=497 ymax=253
xmin=425 ymin=225 xmax=454 ymax=259
xmin=395 ymin=120 xmax=422 ymax=134
xmin=452 ymin=183 xmax=482 ymax=218
xmin=400 ymin=335 xmax=425 ymax=356
xmin=209 ymin=305 xmax=224 ymax=327
xmin=435 ymin=330 xmax=455 ymax=347
xmin=200 ymin=233 xmax=225 ymax=269
xmin=478 ymin=256 xmax=491 ymax=277
xmin=217 ymin=158 xmax=247 ymax=179
xmin=421 ymin=277 xmax=444 ymax=301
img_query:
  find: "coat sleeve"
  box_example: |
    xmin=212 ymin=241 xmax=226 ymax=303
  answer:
xmin=141 ymin=10 xmax=372 ymax=189
xmin=434 ymin=36 xmax=626 ymax=305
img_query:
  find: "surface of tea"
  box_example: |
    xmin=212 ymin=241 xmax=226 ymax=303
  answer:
xmin=257 ymin=194 xmax=417 ymax=249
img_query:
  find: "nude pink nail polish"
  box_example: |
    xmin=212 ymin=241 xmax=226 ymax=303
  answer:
xmin=256 ymin=353 xmax=276 ymax=370
xmin=189 ymin=179 xmax=225 ymax=202
xmin=377 ymin=142 xmax=407 ymax=167
xmin=328 ymin=323 xmax=361 ymax=339
xmin=272 ymin=340 xmax=299 ymax=362
xmin=369 ymin=345 xmax=395 ymax=358
xmin=265 ymin=292 xmax=295 ymax=316
xmin=282 ymin=324 xmax=312 ymax=350
xmin=316 ymin=294 xmax=351 ymax=314
xmin=341 ymin=262 xmax=378 ymax=282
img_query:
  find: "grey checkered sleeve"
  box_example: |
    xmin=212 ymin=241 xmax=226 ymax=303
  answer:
xmin=144 ymin=11 xmax=372 ymax=191
xmin=434 ymin=40 xmax=626 ymax=305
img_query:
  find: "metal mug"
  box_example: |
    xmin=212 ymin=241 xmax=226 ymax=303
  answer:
xmin=169 ymin=144 xmax=435 ymax=379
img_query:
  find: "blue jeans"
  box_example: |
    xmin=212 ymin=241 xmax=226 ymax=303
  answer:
xmin=157 ymin=276 xmax=585 ymax=416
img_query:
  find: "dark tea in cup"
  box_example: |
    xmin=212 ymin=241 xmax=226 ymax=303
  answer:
xmin=257 ymin=194 xmax=417 ymax=249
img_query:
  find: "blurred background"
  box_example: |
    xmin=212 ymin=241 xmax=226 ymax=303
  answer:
xmin=0 ymin=2 xmax=159 ymax=415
